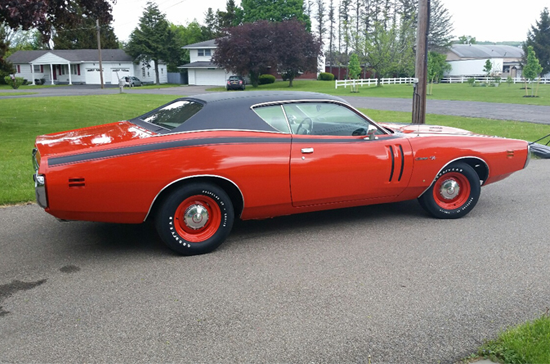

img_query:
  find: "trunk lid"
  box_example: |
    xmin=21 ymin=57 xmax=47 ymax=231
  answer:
xmin=35 ymin=121 xmax=157 ymax=156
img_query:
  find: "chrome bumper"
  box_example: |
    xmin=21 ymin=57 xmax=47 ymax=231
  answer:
xmin=32 ymin=148 xmax=48 ymax=208
xmin=524 ymin=143 xmax=532 ymax=169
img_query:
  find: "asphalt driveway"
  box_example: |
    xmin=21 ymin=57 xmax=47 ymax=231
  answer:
xmin=1 ymin=161 xmax=548 ymax=363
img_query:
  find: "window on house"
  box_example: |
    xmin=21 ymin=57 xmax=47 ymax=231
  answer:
xmin=33 ymin=65 xmax=40 ymax=72
xmin=142 ymin=68 xmax=146 ymax=77
xmin=198 ymin=49 xmax=211 ymax=57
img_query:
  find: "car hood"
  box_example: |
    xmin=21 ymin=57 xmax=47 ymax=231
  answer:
xmin=379 ymin=122 xmax=476 ymax=136
xmin=35 ymin=121 xmax=158 ymax=156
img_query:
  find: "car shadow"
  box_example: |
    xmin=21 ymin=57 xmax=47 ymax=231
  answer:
xmin=52 ymin=200 xmax=425 ymax=258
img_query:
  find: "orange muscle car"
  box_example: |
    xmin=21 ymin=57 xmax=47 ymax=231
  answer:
xmin=32 ymin=92 xmax=530 ymax=255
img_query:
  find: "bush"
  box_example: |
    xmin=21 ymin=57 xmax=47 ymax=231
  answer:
xmin=3 ymin=76 xmax=25 ymax=89
xmin=318 ymin=72 xmax=335 ymax=81
xmin=467 ymin=77 xmax=476 ymax=86
xmin=259 ymin=74 xmax=276 ymax=85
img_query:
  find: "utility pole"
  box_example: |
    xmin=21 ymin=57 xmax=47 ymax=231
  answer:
xmin=412 ymin=0 xmax=429 ymax=124
xmin=96 ymin=19 xmax=104 ymax=89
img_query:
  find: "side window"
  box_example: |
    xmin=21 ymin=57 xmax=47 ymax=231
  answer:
xmin=283 ymin=102 xmax=381 ymax=136
xmin=253 ymin=105 xmax=290 ymax=133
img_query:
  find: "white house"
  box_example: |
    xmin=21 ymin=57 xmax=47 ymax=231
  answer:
xmin=445 ymin=44 xmax=524 ymax=78
xmin=179 ymin=39 xmax=232 ymax=86
xmin=7 ymin=49 xmax=168 ymax=85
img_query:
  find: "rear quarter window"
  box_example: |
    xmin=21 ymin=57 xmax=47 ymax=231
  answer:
xmin=139 ymin=100 xmax=203 ymax=130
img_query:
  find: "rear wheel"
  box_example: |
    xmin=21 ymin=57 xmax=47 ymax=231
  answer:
xmin=155 ymin=183 xmax=234 ymax=255
xmin=418 ymin=162 xmax=480 ymax=219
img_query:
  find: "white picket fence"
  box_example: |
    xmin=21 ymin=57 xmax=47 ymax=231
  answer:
xmin=335 ymin=77 xmax=418 ymax=89
xmin=441 ymin=76 xmax=550 ymax=84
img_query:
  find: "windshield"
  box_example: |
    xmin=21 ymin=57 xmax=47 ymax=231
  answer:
xmin=139 ymin=100 xmax=203 ymax=130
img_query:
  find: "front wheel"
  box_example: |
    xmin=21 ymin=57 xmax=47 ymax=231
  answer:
xmin=155 ymin=183 xmax=234 ymax=255
xmin=418 ymin=162 xmax=481 ymax=219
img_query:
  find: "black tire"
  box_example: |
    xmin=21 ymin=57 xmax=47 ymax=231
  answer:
xmin=418 ymin=162 xmax=481 ymax=219
xmin=155 ymin=183 xmax=234 ymax=255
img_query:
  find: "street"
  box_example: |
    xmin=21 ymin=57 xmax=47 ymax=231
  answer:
xmin=1 ymin=160 xmax=549 ymax=363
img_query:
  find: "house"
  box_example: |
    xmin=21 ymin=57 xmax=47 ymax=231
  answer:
xmin=445 ymin=44 xmax=524 ymax=78
xmin=179 ymin=39 xmax=232 ymax=86
xmin=7 ymin=49 xmax=168 ymax=85
xmin=179 ymin=39 xmax=319 ymax=86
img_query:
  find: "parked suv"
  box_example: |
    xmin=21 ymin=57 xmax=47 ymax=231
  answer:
xmin=226 ymin=76 xmax=245 ymax=91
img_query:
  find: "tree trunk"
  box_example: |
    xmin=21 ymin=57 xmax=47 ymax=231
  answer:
xmin=154 ymin=60 xmax=160 ymax=85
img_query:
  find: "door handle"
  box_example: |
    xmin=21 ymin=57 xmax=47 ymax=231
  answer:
xmin=301 ymin=148 xmax=314 ymax=154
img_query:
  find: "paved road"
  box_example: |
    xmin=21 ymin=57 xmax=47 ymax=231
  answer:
xmin=1 ymin=161 xmax=549 ymax=363
xmin=3 ymin=84 xmax=550 ymax=124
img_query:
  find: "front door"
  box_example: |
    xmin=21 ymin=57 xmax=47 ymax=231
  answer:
xmin=285 ymin=102 xmax=412 ymax=207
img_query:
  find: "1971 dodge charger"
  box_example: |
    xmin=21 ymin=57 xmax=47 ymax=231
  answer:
xmin=32 ymin=91 xmax=530 ymax=255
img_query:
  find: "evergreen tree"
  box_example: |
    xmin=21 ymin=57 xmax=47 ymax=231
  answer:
xmin=240 ymin=0 xmax=311 ymax=30
xmin=523 ymin=7 xmax=550 ymax=76
xmin=427 ymin=0 xmax=453 ymax=52
xmin=126 ymin=2 xmax=178 ymax=84
xmin=53 ymin=18 xmax=118 ymax=49
xmin=315 ymin=0 xmax=326 ymax=45
xmin=327 ymin=0 xmax=336 ymax=74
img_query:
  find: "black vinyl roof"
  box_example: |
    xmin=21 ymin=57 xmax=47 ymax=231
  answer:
xmin=135 ymin=91 xmax=349 ymax=134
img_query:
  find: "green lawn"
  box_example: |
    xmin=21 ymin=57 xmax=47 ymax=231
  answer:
xmin=472 ymin=313 xmax=550 ymax=364
xmin=211 ymin=80 xmax=550 ymax=106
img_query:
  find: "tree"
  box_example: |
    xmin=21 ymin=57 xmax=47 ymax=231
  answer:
xmin=363 ymin=21 xmax=402 ymax=85
xmin=213 ymin=20 xmax=320 ymax=87
xmin=53 ymin=18 xmax=119 ymax=49
xmin=212 ymin=20 xmax=276 ymax=87
xmin=126 ymin=2 xmax=178 ymax=84
xmin=202 ymin=8 xmax=217 ymax=39
xmin=171 ymin=21 xmax=206 ymax=68
xmin=523 ymin=45 xmax=543 ymax=96
xmin=427 ymin=51 xmax=450 ymax=94
xmin=0 ymin=0 xmax=115 ymax=42
xmin=348 ymin=52 xmax=361 ymax=92
xmin=483 ymin=59 xmax=492 ymax=78
xmin=327 ymin=0 xmax=336 ymax=74
xmin=314 ymin=0 xmax=326 ymax=45
xmin=240 ymin=0 xmax=311 ymax=30
xmin=427 ymin=0 xmax=453 ymax=52
xmin=458 ymin=35 xmax=476 ymax=44
xmin=217 ymin=0 xmax=240 ymax=31
xmin=523 ymin=7 xmax=550 ymax=77
xmin=273 ymin=20 xmax=321 ymax=86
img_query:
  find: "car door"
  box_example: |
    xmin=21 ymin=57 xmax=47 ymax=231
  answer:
xmin=286 ymin=102 xmax=413 ymax=207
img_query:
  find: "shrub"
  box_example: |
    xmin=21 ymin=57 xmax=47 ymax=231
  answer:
xmin=318 ymin=72 xmax=335 ymax=81
xmin=259 ymin=74 xmax=276 ymax=85
xmin=3 ymin=76 xmax=25 ymax=89
xmin=467 ymin=77 xmax=476 ymax=86
xmin=506 ymin=76 xmax=513 ymax=86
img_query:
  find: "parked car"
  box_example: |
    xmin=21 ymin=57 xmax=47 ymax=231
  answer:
xmin=226 ymin=75 xmax=245 ymax=90
xmin=32 ymin=91 xmax=530 ymax=255
xmin=123 ymin=76 xmax=142 ymax=87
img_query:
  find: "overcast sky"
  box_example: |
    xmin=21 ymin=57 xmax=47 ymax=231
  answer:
xmin=111 ymin=0 xmax=548 ymax=43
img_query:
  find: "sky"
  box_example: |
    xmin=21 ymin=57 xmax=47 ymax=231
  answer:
xmin=111 ymin=0 xmax=549 ymax=43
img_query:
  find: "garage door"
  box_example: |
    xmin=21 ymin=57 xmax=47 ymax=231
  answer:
xmin=195 ymin=69 xmax=227 ymax=86
xmin=85 ymin=68 xmax=102 ymax=85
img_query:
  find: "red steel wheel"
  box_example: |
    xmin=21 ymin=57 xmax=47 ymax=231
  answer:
xmin=155 ymin=183 xmax=234 ymax=255
xmin=418 ymin=162 xmax=481 ymax=219
xmin=432 ymin=172 xmax=471 ymax=210
xmin=173 ymin=195 xmax=221 ymax=243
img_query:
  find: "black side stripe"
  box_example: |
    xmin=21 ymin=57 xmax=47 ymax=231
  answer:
xmin=398 ymin=144 xmax=405 ymax=182
xmin=48 ymin=137 xmax=291 ymax=167
xmin=388 ymin=145 xmax=395 ymax=182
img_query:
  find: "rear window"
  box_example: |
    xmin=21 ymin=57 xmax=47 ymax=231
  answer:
xmin=139 ymin=100 xmax=203 ymax=130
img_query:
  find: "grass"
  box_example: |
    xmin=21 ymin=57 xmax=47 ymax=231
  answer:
xmin=210 ymin=79 xmax=550 ymax=106
xmin=0 ymin=92 xmax=37 ymax=96
xmin=469 ymin=312 xmax=550 ymax=364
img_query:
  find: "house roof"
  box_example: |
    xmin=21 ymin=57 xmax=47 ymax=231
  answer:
xmin=449 ymin=44 xmax=524 ymax=59
xmin=182 ymin=39 xmax=217 ymax=49
xmin=178 ymin=61 xmax=221 ymax=69
xmin=7 ymin=49 xmax=133 ymax=63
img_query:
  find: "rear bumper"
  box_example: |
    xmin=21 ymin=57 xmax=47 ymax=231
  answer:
xmin=32 ymin=148 xmax=48 ymax=208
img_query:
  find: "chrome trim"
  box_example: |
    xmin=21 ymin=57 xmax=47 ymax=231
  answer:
xmin=417 ymin=156 xmax=489 ymax=198
xmin=144 ymin=174 xmax=245 ymax=221
xmin=301 ymin=148 xmax=314 ymax=154
xmin=183 ymin=204 xmax=209 ymax=230
xmin=32 ymin=148 xmax=48 ymax=208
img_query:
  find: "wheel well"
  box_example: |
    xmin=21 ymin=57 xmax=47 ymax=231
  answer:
xmin=451 ymin=158 xmax=489 ymax=184
xmin=146 ymin=176 xmax=244 ymax=222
